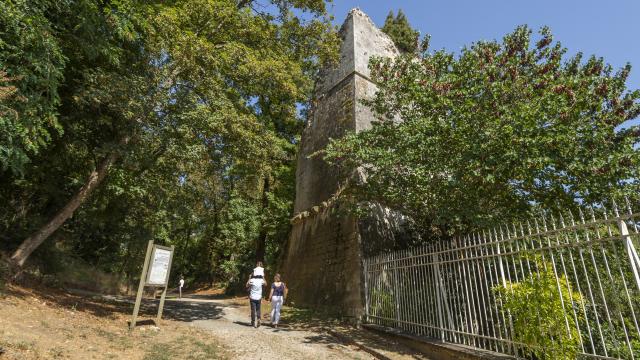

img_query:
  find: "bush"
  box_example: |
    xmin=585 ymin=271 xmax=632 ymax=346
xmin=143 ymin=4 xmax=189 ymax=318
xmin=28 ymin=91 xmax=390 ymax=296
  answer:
xmin=370 ymin=288 xmax=395 ymax=319
xmin=495 ymin=257 xmax=583 ymax=359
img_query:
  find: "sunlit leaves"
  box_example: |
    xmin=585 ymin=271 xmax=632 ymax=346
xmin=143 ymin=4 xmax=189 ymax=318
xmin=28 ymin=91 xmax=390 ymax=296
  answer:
xmin=0 ymin=0 xmax=66 ymax=175
xmin=324 ymin=26 xmax=640 ymax=236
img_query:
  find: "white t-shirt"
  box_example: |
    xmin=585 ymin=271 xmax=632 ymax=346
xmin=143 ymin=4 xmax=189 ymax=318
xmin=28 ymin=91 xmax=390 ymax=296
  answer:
xmin=248 ymin=278 xmax=266 ymax=300
xmin=179 ymin=279 xmax=184 ymax=288
xmin=253 ymin=266 xmax=264 ymax=277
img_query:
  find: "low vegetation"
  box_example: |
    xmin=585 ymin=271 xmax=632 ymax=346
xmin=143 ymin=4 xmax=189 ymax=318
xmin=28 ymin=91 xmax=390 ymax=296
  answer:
xmin=0 ymin=283 xmax=229 ymax=359
xmin=495 ymin=258 xmax=583 ymax=359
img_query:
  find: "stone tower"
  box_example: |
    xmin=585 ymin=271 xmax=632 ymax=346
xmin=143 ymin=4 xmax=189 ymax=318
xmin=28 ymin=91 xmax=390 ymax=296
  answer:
xmin=280 ymin=9 xmax=401 ymax=320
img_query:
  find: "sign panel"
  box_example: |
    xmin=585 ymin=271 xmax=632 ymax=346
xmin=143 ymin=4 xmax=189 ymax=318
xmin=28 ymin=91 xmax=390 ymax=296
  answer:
xmin=146 ymin=246 xmax=172 ymax=286
xmin=130 ymin=241 xmax=175 ymax=330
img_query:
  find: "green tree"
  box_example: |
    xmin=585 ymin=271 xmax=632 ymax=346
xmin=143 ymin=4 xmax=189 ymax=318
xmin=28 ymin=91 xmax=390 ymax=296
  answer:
xmin=0 ymin=0 xmax=66 ymax=175
xmin=1 ymin=0 xmax=338 ymax=274
xmin=381 ymin=10 xmax=419 ymax=54
xmin=323 ymin=26 xmax=640 ymax=237
xmin=5 ymin=0 xmax=154 ymax=267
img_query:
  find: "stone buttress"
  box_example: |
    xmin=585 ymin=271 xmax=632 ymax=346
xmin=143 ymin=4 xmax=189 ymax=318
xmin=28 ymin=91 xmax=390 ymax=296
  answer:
xmin=280 ymin=9 xmax=403 ymax=320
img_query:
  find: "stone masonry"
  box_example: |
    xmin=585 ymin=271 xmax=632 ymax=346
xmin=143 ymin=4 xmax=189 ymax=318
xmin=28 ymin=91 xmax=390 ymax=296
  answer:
xmin=280 ymin=9 xmax=402 ymax=320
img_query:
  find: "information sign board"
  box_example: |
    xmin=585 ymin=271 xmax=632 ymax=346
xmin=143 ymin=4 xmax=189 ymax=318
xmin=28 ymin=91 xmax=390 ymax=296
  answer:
xmin=130 ymin=241 xmax=175 ymax=330
xmin=146 ymin=246 xmax=172 ymax=286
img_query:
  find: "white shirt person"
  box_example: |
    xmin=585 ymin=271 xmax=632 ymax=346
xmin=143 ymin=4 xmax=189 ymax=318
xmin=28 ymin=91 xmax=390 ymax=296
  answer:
xmin=178 ymin=276 xmax=185 ymax=299
xmin=246 ymin=275 xmax=267 ymax=328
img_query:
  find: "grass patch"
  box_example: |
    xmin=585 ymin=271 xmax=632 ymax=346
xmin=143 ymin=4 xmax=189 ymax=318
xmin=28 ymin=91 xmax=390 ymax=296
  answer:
xmin=14 ymin=340 xmax=35 ymax=351
xmin=0 ymin=339 xmax=39 ymax=357
xmin=280 ymin=304 xmax=341 ymax=328
xmin=143 ymin=335 xmax=227 ymax=360
xmin=282 ymin=305 xmax=315 ymax=322
xmin=188 ymin=339 xmax=224 ymax=360
xmin=94 ymin=328 xmax=119 ymax=342
xmin=143 ymin=342 xmax=178 ymax=360
xmin=48 ymin=346 xmax=67 ymax=358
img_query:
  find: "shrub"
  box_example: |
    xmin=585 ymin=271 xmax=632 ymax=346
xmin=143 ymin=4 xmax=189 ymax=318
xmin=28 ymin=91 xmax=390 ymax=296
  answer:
xmin=495 ymin=257 xmax=583 ymax=359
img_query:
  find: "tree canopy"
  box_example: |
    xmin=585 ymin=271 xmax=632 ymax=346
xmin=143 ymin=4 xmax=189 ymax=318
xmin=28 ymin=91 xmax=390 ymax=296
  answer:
xmin=323 ymin=26 xmax=640 ymax=236
xmin=0 ymin=0 xmax=66 ymax=175
xmin=381 ymin=10 xmax=419 ymax=54
xmin=0 ymin=0 xmax=338 ymax=285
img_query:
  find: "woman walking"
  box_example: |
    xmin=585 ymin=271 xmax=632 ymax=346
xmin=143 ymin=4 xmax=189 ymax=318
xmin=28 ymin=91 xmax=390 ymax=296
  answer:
xmin=268 ymin=274 xmax=287 ymax=328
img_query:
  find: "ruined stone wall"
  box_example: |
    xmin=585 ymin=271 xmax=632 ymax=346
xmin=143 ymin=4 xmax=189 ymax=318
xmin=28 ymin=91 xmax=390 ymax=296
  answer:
xmin=280 ymin=9 xmax=400 ymax=320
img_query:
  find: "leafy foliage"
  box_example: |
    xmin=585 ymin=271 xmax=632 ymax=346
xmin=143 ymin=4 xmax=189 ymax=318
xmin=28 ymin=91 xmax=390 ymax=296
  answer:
xmin=324 ymin=26 xmax=640 ymax=236
xmin=381 ymin=10 xmax=419 ymax=54
xmin=370 ymin=288 xmax=395 ymax=319
xmin=0 ymin=0 xmax=338 ymax=287
xmin=495 ymin=257 xmax=583 ymax=359
xmin=0 ymin=0 xmax=66 ymax=175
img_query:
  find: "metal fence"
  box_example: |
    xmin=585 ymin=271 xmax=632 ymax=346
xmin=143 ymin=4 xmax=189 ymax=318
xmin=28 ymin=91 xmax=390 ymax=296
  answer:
xmin=363 ymin=200 xmax=640 ymax=359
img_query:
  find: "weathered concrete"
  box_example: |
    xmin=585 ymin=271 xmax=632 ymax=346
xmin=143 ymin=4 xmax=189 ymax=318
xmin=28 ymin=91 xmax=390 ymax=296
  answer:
xmin=280 ymin=9 xmax=401 ymax=320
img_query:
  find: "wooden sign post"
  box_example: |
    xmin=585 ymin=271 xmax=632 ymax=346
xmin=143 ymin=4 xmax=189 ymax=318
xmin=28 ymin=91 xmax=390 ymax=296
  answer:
xmin=130 ymin=240 xmax=175 ymax=330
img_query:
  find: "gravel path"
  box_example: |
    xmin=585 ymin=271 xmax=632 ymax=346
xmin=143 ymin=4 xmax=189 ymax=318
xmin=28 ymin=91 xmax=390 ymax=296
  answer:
xmin=72 ymin=289 xmax=429 ymax=359
xmin=177 ymin=297 xmax=373 ymax=360
xmin=97 ymin=295 xmax=429 ymax=360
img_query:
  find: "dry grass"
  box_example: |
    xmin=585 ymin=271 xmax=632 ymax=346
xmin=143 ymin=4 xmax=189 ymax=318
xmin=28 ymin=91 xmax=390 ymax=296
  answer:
xmin=0 ymin=284 xmax=229 ymax=359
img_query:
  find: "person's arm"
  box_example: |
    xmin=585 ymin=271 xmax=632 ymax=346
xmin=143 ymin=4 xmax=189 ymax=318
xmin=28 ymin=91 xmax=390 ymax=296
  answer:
xmin=268 ymin=284 xmax=274 ymax=301
xmin=283 ymin=283 xmax=288 ymax=304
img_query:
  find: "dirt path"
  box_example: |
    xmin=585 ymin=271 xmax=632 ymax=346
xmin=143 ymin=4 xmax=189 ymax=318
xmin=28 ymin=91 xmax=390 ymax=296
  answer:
xmin=166 ymin=295 xmax=430 ymax=360
xmin=167 ymin=296 xmax=369 ymax=359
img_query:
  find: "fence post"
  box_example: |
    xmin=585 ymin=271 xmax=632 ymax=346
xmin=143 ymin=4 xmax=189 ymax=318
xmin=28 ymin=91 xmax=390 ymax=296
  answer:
xmin=363 ymin=256 xmax=370 ymax=324
xmin=618 ymin=219 xmax=640 ymax=292
xmin=495 ymin=228 xmax=507 ymax=288
xmin=390 ymin=251 xmax=399 ymax=329
xmin=433 ymin=252 xmax=445 ymax=341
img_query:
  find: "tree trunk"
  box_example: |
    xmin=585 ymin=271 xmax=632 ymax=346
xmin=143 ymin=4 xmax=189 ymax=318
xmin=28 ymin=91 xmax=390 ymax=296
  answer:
xmin=255 ymin=176 xmax=269 ymax=263
xmin=10 ymin=138 xmax=129 ymax=267
xmin=180 ymin=224 xmax=191 ymax=274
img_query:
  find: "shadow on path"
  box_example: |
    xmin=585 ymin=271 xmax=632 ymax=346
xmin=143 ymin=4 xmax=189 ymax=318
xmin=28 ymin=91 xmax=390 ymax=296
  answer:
xmin=160 ymin=299 xmax=225 ymax=322
xmin=181 ymin=293 xmax=230 ymax=301
xmin=131 ymin=295 xmax=242 ymax=323
xmin=232 ymin=320 xmax=254 ymax=327
xmin=5 ymin=285 xmax=232 ymax=324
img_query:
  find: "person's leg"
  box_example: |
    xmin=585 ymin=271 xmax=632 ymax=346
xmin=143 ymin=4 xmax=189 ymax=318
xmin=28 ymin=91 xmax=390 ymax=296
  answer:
xmin=250 ymin=300 xmax=257 ymax=326
xmin=270 ymin=297 xmax=276 ymax=324
xmin=256 ymin=299 xmax=262 ymax=327
xmin=273 ymin=296 xmax=283 ymax=325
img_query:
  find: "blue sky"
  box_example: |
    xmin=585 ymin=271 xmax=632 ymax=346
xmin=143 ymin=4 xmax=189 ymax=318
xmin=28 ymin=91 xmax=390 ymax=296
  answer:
xmin=325 ymin=0 xmax=640 ymax=127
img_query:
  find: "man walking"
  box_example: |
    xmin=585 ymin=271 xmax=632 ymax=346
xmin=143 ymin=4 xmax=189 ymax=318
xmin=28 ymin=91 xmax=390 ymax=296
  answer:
xmin=178 ymin=276 xmax=185 ymax=299
xmin=246 ymin=274 xmax=266 ymax=328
